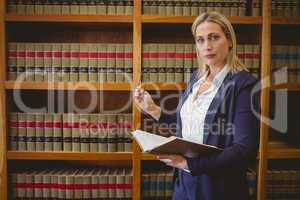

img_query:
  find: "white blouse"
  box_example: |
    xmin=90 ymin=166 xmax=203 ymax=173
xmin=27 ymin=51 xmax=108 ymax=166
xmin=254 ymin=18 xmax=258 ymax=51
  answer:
xmin=180 ymin=65 xmax=229 ymax=144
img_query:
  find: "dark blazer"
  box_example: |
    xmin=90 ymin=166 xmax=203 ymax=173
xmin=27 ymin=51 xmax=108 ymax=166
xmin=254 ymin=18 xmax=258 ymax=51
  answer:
xmin=158 ymin=70 xmax=260 ymax=200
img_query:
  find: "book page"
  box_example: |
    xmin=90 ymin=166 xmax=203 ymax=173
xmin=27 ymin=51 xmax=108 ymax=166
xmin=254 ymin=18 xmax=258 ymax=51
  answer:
xmin=132 ymin=130 xmax=172 ymax=152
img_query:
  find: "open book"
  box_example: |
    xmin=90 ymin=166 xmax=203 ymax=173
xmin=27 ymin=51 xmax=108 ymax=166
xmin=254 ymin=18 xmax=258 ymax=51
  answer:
xmin=132 ymin=130 xmax=222 ymax=158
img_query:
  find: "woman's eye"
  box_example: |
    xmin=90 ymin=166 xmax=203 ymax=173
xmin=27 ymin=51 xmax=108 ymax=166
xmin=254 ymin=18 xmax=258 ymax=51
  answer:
xmin=211 ymin=35 xmax=220 ymax=41
xmin=197 ymin=38 xmax=204 ymax=44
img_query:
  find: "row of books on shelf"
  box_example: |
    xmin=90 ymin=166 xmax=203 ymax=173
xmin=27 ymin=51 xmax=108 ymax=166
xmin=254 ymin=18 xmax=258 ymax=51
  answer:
xmin=142 ymin=43 xmax=260 ymax=82
xmin=271 ymin=0 xmax=300 ymax=17
xmin=8 ymin=42 xmax=133 ymax=82
xmin=143 ymin=0 xmax=254 ymax=16
xmin=7 ymin=0 xmax=134 ymax=15
xmin=9 ymin=112 xmax=133 ymax=152
xmin=11 ymin=168 xmax=133 ymax=200
xmin=266 ymin=170 xmax=300 ymax=200
xmin=271 ymin=45 xmax=300 ymax=84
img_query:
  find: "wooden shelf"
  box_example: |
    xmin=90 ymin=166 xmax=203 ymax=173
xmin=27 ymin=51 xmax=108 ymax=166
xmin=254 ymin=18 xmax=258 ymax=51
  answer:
xmin=5 ymin=81 xmax=133 ymax=91
xmin=271 ymin=83 xmax=300 ymax=90
xmin=272 ymin=17 xmax=300 ymax=25
xmin=268 ymin=141 xmax=300 ymax=159
xmin=5 ymin=14 xmax=133 ymax=23
xmin=142 ymin=15 xmax=262 ymax=24
xmin=142 ymin=82 xmax=186 ymax=90
xmin=7 ymin=151 xmax=133 ymax=160
xmin=140 ymin=153 xmax=158 ymax=160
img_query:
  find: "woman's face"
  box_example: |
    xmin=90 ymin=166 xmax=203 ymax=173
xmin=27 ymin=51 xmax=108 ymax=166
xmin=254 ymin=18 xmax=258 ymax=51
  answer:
xmin=195 ymin=21 xmax=232 ymax=69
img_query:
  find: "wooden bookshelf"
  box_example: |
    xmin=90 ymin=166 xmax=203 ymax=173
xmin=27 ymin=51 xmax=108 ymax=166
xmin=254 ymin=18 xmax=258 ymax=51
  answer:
xmin=5 ymin=14 xmax=133 ymax=23
xmin=271 ymin=17 xmax=300 ymax=25
xmin=271 ymin=83 xmax=300 ymax=91
xmin=5 ymin=81 xmax=133 ymax=91
xmin=268 ymin=141 xmax=300 ymax=159
xmin=7 ymin=151 xmax=133 ymax=160
xmin=142 ymin=15 xmax=263 ymax=24
xmin=142 ymin=82 xmax=186 ymax=91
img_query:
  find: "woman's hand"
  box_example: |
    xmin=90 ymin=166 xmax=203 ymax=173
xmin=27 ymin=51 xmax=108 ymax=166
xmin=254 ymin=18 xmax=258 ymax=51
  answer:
xmin=133 ymin=86 xmax=161 ymax=120
xmin=157 ymin=155 xmax=189 ymax=171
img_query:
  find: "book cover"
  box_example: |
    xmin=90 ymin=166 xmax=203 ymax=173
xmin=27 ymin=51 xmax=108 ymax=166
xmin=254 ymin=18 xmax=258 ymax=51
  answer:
xmin=26 ymin=113 xmax=36 ymax=151
xmin=9 ymin=112 xmax=18 ymax=150
xmin=8 ymin=42 xmax=17 ymax=80
xmin=98 ymin=43 xmax=107 ymax=82
xmin=35 ymin=43 xmax=44 ymax=82
xmin=79 ymin=43 xmax=89 ymax=82
xmin=35 ymin=113 xmax=45 ymax=151
xmin=80 ymin=113 xmax=90 ymax=152
xmin=107 ymin=114 xmax=117 ymax=152
xmin=98 ymin=114 xmax=108 ymax=152
xmin=158 ymin=43 xmax=167 ymax=82
xmin=116 ymin=43 xmax=125 ymax=82
xmin=89 ymin=114 xmax=99 ymax=152
xmin=25 ymin=43 xmax=35 ymax=81
xmin=124 ymin=43 xmax=133 ymax=82
xmin=44 ymin=113 xmax=53 ymax=151
xmin=107 ymin=43 xmax=116 ymax=82
xmin=62 ymin=43 xmax=71 ymax=82
xmin=53 ymin=113 xmax=62 ymax=151
xmin=132 ymin=130 xmax=222 ymax=158
xmin=88 ymin=43 xmax=98 ymax=82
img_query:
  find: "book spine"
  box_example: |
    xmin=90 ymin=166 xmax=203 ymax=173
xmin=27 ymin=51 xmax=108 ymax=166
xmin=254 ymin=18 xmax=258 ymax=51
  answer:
xmin=35 ymin=113 xmax=45 ymax=151
xmin=158 ymin=0 xmax=166 ymax=15
xmin=89 ymin=114 xmax=99 ymax=152
xmin=17 ymin=43 xmax=26 ymax=80
xmin=25 ymin=43 xmax=35 ymax=81
xmin=116 ymin=0 xmax=125 ymax=15
xmin=26 ymin=113 xmax=36 ymax=151
xmin=117 ymin=114 xmax=125 ymax=152
xmin=182 ymin=1 xmax=190 ymax=16
xmin=71 ymin=113 xmax=80 ymax=152
xmin=44 ymin=43 xmax=53 ymax=82
xmin=175 ymin=43 xmax=184 ymax=82
xmin=16 ymin=0 xmax=26 ymax=15
xmin=63 ymin=113 xmax=73 ymax=151
xmin=52 ymin=43 xmax=62 ymax=82
xmin=62 ymin=43 xmax=71 ymax=82
xmin=50 ymin=171 xmax=59 ymax=199
xmin=190 ymin=0 xmax=198 ymax=16
xmin=11 ymin=173 xmax=18 ymax=199
xmin=66 ymin=171 xmax=75 ymax=199
xmin=8 ymin=42 xmax=17 ymax=80
xmin=253 ymin=44 xmax=260 ymax=79
xmin=198 ymin=1 xmax=207 ymax=15
xmin=53 ymin=113 xmax=62 ymax=151
xmin=116 ymin=43 xmax=125 ymax=82
xmin=125 ymin=169 xmax=133 ymax=198
xmin=58 ymin=171 xmax=66 ymax=200
xmin=149 ymin=43 xmax=158 ymax=82
xmin=142 ymin=43 xmax=150 ymax=82
xmin=107 ymin=0 xmax=116 ymax=15
xmin=42 ymin=170 xmax=51 ymax=198
xmin=44 ymin=113 xmax=53 ymax=151
xmin=96 ymin=0 xmax=107 ymax=14
xmin=16 ymin=173 xmax=26 ymax=198
xmin=91 ymin=170 xmax=99 ymax=198
xmin=158 ymin=43 xmax=167 ymax=83
xmin=80 ymin=113 xmax=90 ymax=152
xmin=79 ymin=43 xmax=89 ymax=81
xmin=124 ymin=114 xmax=132 ymax=152
xmin=143 ymin=0 xmax=151 ymax=15
xmin=124 ymin=43 xmax=133 ymax=82
xmin=98 ymin=114 xmax=108 ymax=152
xmin=98 ymin=43 xmax=107 ymax=82
xmin=61 ymin=0 xmax=70 ymax=15
xmin=25 ymin=172 xmax=34 ymax=199
xmin=166 ymin=43 xmax=175 ymax=82
xmin=7 ymin=0 xmax=17 ymax=14
xmin=9 ymin=112 xmax=18 ymax=150
xmin=108 ymin=170 xmax=117 ymax=198
xmin=74 ymin=171 xmax=83 ymax=199
xmin=34 ymin=172 xmax=43 ymax=199
xmin=150 ymin=0 xmax=158 ymax=15
xmin=99 ymin=170 xmax=109 ymax=199
xmin=230 ymin=0 xmax=239 ymax=16
xmin=165 ymin=0 xmax=174 ymax=16
xmin=70 ymin=43 xmax=79 ymax=82
xmin=88 ymin=43 xmax=98 ymax=82
xmin=184 ymin=44 xmax=193 ymax=82
xmin=79 ymin=0 xmax=89 ymax=14
xmin=244 ymin=44 xmax=253 ymax=69
xmin=87 ymin=0 xmax=97 ymax=14
xmin=124 ymin=0 xmax=133 ymax=15
xmin=35 ymin=43 xmax=45 ymax=82
xmin=17 ymin=113 xmax=27 ymax=151
xmin=116 ymin=169 xmax=125 ymax=199
xmin=82 ymin=170 xmax=92 ymax=199
xmin=25 ymin=0 xmax=35 ymax=15
xmin=107 ymin=43 xmax=116 ymax=82
xmin=107 ymin=114 xmax=117 ymax=152
xmin=70 ymin=0 xmax=80 ymax=14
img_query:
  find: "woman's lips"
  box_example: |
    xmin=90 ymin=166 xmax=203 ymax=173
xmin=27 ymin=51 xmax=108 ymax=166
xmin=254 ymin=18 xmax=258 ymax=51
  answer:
xmin=205 ymin=54 xmax=216 ymax=59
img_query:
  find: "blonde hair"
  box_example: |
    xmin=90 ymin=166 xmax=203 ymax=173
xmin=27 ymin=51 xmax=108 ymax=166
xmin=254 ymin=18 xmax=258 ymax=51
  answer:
xmin=191 ymin=12 xmax=246 ymax=74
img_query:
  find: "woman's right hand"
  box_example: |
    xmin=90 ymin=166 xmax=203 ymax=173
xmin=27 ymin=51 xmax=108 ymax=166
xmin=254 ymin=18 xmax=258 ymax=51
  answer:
xmin=133 ymin=86 xmax=161 ymax=121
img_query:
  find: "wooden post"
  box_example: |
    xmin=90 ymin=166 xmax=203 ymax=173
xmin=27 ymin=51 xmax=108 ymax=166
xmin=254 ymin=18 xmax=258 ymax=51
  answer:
xmin=257 ymin=0 xmax=271 ymax=199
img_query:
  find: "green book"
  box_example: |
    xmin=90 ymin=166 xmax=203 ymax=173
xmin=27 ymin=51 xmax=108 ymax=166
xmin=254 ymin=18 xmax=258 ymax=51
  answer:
xmin=35 ymin=43 xmax=44 ymax=82
xmin=52 ymin=0 xmax=62 ymax=15
xmin=182 ymin=0 xmax=191 ymax=16
xmin=149 ymin=43 xmax=158 ymax=82
xmin=17 ymin=43 xmax=26 ymax=80
xmin=52 ymin=43 xmax=62 ymax=82
xmin=25 ymin=43 xmax=35 ymax=81
xmin=87 ymin=0 xmax=97 ymax=14
xmin=9 ymin=112 xmax=18 ymax=150
xmin=44 ymin=113 xmax=53 ymax=151
xmin=44 ymin=43 xmax=53 ymax=82
xmin=98 ymin=43 xmax=107 ymax=82
xmin=63 ymin=113 xmax=72 ymax=151
xmin=98 ymin=114 xmax=108 ymax=152
xmin=34 ymin=0 xmax=44 ymax=14
xmin=237 ymin=44 xmax=245 ymax=64
xmin=165 ymin=0 xmax=174 ymax=16
xmin=88 ymin=43 xmax=98 ymax=82
xmin=116 ymin=0 xmax=125 ymax=14
xmin=142 ymin=44 xmax=150 ymax=82
xmin=99 ymin=169 xmax=109 ymax=199
xmin=143 ymin=0 xmax=151 ymax=14
xmin=96 ymin=0 xmax=107 ymax=14
xmin=117 ymin=114 xmax=125 ymax=152
xmin=17 ymin=113 xmax=27 ymax=150
xmin=16 ymin=172 xmax=26 ymax=198
xmin=70 ymin=43 xmax=80 ymax=82
xmin=116 ymin=43 xmax=125 ymax=82
xmin=184 ymin=44 xmax=193 ymax=82
xmin=80 ymin=113 xmax=90 ymax=152
xmin=124 ymin=43 xmax=133 ymax=82
xmin=116 ymin=169 xmax=126 ymax=198
xmin=107 ymin=0 xmax=116 ymax=15
xmin=26 ymin=113 xmax=36 ymax=151
xmin=124 ymin=0 xmax=133 ymax=15
xmin=158 ymin=43 xmax=167 ymax=82
xmin=79 ymin=0 xmax=89 ymax=14
xmin=53 ymin=113 xmax=62 ymax=151
xmin=174 ymin=0 xmax=183 ymax=16
xmin=158 ymin=0 xmax=167 ymax=15
xmin=175 ymin=43 xmax=184 ymax=82
xmin=82 ymin=169 xmax=92 ymax=199
xmin=25 ymin=171 xmax=35 ymax=199
xmin=66 ymin=169 xmax=76 ymax=199
xmin=74 ymin=170 xmax=84 ymax=199
xmin=108 ymin=169 xmax=117 ymax=198
xmin=8 ymin=42 xmax=17 ymax=81
xmin=91 ymin=169 xmax=99 ymax=198
xmin=71 ymin=113 xmax=80 ymax=151
xmin=106 ymin=43 xmax=116 ymax=82
xmin=107 ymin=114 xmax=117 ymax=152
xmin=35 ymin=113 xmax=44 ymax=151
xmin=166 ymin=43 xmax=175 ymax=82
xmin=61 ymin=0 xmax=70 ymax=15
xmin=124 ymin=114 xmax=132 ymax=152
xmin=198 ymin=1 xmax=207 ymax=15
xmin=70 ymin=0 xmax=80 ymax=14
xmin=25 ymin=0 xmax=35 ymax=15
xmin=230 ymin=0 xmax=239 ymax=16
xmin=79 ymin=43 xmax=89 ymax=81
xmin=125 ymin=169 xmax=133 ymax=198
xmin=58 ymin=170 xmax=67 ymax=200
xmin=62 ymin=43 xmax=71 ymax=82
xmin=42 ymin=170 xmax=53 ymax=198
xmin=34 ymin=170 xmax=45 ymax=199
xmin=190 ymin=0 xmax=199 ymax=16
xmin=89 ymin=114 xmax=99 ymax=152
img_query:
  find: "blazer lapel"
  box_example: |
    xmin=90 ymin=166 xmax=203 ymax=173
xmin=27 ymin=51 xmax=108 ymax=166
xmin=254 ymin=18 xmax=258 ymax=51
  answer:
xmin=203 ymin=72 xmax=233 ymax=144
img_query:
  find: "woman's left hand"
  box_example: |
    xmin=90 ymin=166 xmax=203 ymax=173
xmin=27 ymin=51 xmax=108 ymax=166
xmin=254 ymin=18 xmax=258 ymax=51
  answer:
xmin=157 ymin=155 xmax=189 ymax=171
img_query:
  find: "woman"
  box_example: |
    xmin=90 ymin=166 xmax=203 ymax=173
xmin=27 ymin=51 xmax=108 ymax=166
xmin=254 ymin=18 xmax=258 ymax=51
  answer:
xmin=134 ymin=12 xmax=260 ymax=200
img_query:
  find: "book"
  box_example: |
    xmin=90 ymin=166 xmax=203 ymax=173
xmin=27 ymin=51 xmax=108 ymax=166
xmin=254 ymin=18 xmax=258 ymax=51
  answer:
xmin=132 ymin=130 xmax=222 ymax=158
